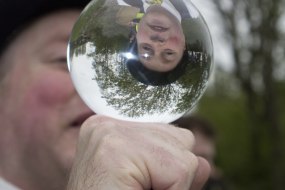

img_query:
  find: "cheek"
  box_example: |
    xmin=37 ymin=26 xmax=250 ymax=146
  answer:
xmin=168 ymin=35 xmax=184 ymax=48
xmin=25 ymin=71 xmax=74 ymax=109
xmin=15 ymin=70 xmax=74 ymax=139
xmin=168 ymin=27 xmax=185 ymax=47
xmin=3 ymin=68 xmax=75 ymax=151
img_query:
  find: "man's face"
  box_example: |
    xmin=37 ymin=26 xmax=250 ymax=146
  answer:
xmin=136 ymin=5 xmax=185 ymax=72
xmin=0 ymin=10 xmax=93 ymax=188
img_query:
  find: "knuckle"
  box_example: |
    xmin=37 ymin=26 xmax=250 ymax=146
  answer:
xmin=175 ymin=152 xmax=199 ymax=180
xmin=184 ymin=151 xmax=199 ymax=171
xmin=98 ymin=133 xmax=123 ymax=149
xmin=93 ymin=133 xmax=125 ymax=161
xmin=81 ymin=115 xmax=116 ymax=138
xmin=178 ymin=127 xmax=196 ymax=149
xmin=83 ymin=115 xmax=110 ymax=128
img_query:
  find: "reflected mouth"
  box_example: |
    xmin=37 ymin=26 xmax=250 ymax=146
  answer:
xmin=70 ymin=112 xmax=94 ymax=128
xmin=148 ymin=24 xmax=169 ymax=32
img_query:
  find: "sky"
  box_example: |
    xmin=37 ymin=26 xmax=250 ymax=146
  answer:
xmin=193 ymin=0 xmax=285 ymax=81
xmin=190 ymin=0 xmax=234 ymax=72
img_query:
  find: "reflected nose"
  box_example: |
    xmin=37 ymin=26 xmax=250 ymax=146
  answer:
xmin=150 ymin=35 xmax=166 ymax=44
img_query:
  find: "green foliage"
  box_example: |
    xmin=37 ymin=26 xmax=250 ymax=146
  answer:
xmin=206 ymin=0 xmax=285 ymax=189
xmin=196 ymin=74 xmax=285 ymax=190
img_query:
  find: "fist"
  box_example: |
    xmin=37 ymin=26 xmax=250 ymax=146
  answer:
xmin=67 ymin=115 xmax=210 ymax=190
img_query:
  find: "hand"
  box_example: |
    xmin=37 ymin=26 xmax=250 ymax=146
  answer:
xmin=67 ymin=115 xmax=210 ymax=190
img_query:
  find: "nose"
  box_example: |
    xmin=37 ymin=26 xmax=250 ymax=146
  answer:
xmin=150 ymin=34 xmax=166 ymax=45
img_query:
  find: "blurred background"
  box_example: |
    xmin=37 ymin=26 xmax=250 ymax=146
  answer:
xmin=191 ymin=0 xmax=285 ymax=189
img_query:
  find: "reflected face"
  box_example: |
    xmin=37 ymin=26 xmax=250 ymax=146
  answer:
xmin=136 ymin=5 xmax=185 ymax=72
xmin=0 ymin=10 xmax=93 ymax=189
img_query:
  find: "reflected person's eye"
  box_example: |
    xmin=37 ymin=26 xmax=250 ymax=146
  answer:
xmin=143 ymin=45 xmax=151 ymax=51
xmin=139 ymin=43 xmax=154 ymax=60
xmin=139 ymin=44 xmax=154 ymax=54
xmin=142 ymin=45 xmax=153 ymax=54
xmin=162 ymin=49 xmax=176 ymax=62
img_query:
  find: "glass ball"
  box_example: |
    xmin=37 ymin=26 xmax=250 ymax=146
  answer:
xmin=67 ymin=0 xmax=214 ymax=123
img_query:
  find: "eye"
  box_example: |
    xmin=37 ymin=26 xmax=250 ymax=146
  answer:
xmin=166 ymin=51 xmax=174 ymax=56
xmin=142 ymin=45 xmax=153 ymax=54
xmin=143 ymin=45 xmax=151 ymax=51
xmin=51 ymin=57 xmax=68 ymax=70
xmin=139 ymin=44 xmax=154 ymax=54
xmin=163 ymin=50 xmax=176 ymax=61
xmin=139 ymin=43 xmax=154 ymax=60
xmin=54 ymin=57 xmax=67 ymax=63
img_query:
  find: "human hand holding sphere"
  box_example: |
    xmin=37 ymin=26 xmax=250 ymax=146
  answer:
xmin=67 ymin=1 xmax=213 ymax=190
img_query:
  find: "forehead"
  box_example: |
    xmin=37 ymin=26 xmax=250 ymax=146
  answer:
xmin=0 ymin=10 xmax=80 ymax=80
xmin=24 ymin=10 xmax=80 ymax=44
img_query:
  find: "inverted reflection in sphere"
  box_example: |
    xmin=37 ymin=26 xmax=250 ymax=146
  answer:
xmin=68 ymin=0 xmax=214 ymax=123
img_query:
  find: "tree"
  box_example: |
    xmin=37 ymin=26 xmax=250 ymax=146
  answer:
xmin=212 ymin=0 xmax=285 ymax=189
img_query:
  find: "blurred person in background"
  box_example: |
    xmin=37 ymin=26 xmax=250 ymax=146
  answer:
xmin=173 ymin=115 xmax=228 ymax=190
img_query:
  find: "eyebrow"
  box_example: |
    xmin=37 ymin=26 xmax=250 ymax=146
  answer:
xmin=51 ymin=33 xmax=70 ymax=44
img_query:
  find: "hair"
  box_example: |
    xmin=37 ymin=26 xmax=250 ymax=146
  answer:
xmin=0 ymin=14 xmax=51 ymax=83
xmin=0 ymin=21 xmax=33 ymax=82
xmin=0 ymin=0 xmax=89 ymax=80
xmin=173 ymin=115 xmax=216 ymax=140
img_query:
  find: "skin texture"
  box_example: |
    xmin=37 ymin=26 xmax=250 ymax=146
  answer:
xmin=0 ymin=10 xmax=93 ymax=190
xmin=0 ymin=9 xmax=210 ymax=190
xmin=136 ymin=5 xmax=185 ymax=72
xmin=68 ymin=116 xmax=210 ymax=190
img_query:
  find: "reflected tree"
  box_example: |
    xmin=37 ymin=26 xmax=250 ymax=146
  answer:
xmin=92 ymin=52 xmax=180 ymax=117
xmin=70 ymin=0 xmax=129 ymax=57
xmin=91 ymin=48 xmax=211 ymax=117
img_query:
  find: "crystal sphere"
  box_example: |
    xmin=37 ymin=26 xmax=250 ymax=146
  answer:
xmin=67 ymin=0 xmax=214 ymax=123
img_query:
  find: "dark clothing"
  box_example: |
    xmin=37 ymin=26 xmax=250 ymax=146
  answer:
xmin=127 ymin=58 xmax=184 ymax=86
xmin=0 ymin=0 xmax=91 ymax=54
xmin=203 ymin=178 xmax=228 ymax=190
